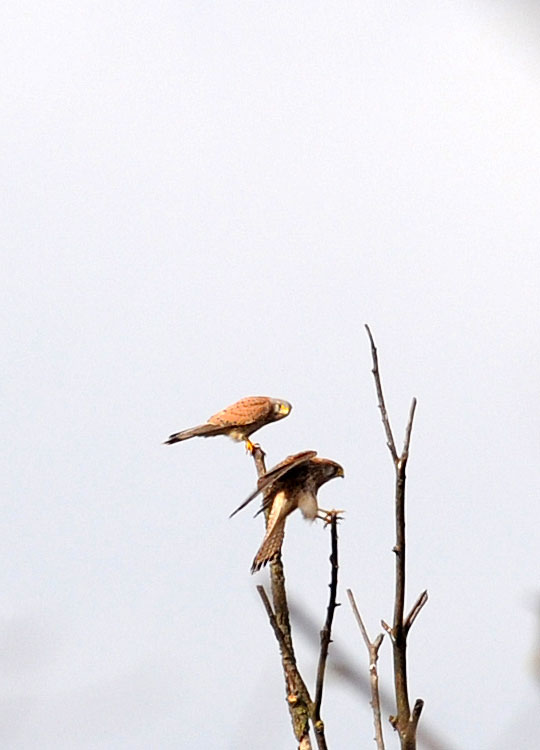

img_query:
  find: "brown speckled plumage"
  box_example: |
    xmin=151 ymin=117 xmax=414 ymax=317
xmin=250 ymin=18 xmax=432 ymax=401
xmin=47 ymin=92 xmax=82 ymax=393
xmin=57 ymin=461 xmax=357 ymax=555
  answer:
xmin=164 ymin=396 xmax=292 ymax=450
xmin=230 ymin=451 xmax=344 ymax=573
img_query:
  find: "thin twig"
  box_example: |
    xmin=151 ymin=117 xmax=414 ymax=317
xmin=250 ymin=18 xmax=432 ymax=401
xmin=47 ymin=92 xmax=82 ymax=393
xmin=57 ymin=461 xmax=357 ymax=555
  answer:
xmin=404 ymin=591 xmax=428 ymax=634
xmin=365 ymin=324 xmax=398 ymax=464
xmin=313 ymin=513 xmax=340 ymax=731
xmin=347 ymin=589 xmax=386 ymax=750
xmin=347 ymin=589 xmax=372 ymax=650
xmin=401 ymin=399 xmax=417 ymax=461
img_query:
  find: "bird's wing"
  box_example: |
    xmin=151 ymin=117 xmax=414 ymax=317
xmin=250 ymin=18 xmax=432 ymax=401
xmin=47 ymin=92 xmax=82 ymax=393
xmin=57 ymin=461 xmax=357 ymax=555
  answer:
xmin=208 ymin=396 xmax=272 ymax=427
xmin=229 ymin=450 xmax=317 ymax=518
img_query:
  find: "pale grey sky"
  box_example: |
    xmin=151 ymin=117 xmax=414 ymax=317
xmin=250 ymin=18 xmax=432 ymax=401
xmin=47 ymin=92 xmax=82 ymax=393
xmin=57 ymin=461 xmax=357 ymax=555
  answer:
xmin=3 ymin=1 xmax=540 ymax=748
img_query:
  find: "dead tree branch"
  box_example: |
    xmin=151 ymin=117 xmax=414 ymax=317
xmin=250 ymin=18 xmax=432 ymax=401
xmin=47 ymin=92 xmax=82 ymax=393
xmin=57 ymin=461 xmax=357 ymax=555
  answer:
xmin=287 ymin=602 xmax=459 ymax=750
xmin=347 ymin=589 xmax=385 ymax=750
xmin=365 ymin=324 xmax=426 ymax=750
xmin=313 ymin=513 xmax=341 ymax=742
xmin=257 ymin=585 xmax=312 ymax=705
xmin=252 ymin=447 xmax=341 ymax=750
xmin=252 ymin=445 xmax=313 ymax=749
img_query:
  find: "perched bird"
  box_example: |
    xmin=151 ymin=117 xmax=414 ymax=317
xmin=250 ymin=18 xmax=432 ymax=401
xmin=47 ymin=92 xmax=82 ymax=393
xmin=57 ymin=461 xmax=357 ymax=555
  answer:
xmin=164 ymin=396 xmax=292 ymax=452
xmin=230 ymin=451 xmax=344 ymax=573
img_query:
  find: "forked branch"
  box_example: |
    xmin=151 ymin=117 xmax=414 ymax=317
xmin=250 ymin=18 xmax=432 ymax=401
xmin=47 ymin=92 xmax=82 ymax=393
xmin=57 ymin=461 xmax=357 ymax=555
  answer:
xmin=347 ymin=589 xmax=385 ymax=750
xmin=365 ymin=325 xmax=426 ymax=750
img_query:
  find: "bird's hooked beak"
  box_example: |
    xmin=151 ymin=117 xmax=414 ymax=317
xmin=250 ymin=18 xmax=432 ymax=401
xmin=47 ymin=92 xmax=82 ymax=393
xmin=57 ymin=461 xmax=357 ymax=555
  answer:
xmin=277 ymin=401 xmax=291 ymax=416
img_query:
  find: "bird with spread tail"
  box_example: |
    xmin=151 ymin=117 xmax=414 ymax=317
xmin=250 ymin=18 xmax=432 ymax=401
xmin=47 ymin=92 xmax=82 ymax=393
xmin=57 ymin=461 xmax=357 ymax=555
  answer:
xmin=230 ymin=451 xmax=344 ymax=573
xmin=163 ymin=396 xmax=292 ymax=453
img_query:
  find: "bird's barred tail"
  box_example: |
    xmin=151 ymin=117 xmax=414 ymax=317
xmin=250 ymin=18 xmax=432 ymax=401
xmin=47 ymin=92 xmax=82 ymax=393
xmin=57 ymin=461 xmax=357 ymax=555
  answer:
xmin=251 ymin=520 xmax=286 ymax=573
xmin=163 ymin=423 xmax=221 ymax=445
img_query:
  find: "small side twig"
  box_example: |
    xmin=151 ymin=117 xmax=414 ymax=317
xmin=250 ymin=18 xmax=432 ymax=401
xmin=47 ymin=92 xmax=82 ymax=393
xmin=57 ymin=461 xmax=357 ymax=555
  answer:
xmin=257 ymin=585 xmax=312 ymax=706
xmin=404 ymin=590 xmax=428 ymax=634
xmin=347 ymin=589 xmax=385 ymax=750
xmin=401 ymin=398 xmax=417 ymax=461
xmin=313 ymin=513 xmax=341 ymax=737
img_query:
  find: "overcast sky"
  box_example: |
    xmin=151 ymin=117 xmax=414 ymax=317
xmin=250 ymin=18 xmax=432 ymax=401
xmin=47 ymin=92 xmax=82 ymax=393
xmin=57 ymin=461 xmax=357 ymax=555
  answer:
xmin=3 ymin=1 xmax=540 ymax=748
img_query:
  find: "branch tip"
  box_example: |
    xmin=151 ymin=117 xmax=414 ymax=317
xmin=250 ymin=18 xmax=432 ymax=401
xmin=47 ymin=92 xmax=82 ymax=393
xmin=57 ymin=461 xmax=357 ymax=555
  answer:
xmin=405 ymin=590 xmax=429 ymax=633
xmin=365 ymin=324 xmax=398 ymax=463
xmin=411 ymin=698 xmax=424 ymax=725
xmin=402 ymin=397 xmax=417 ymax=458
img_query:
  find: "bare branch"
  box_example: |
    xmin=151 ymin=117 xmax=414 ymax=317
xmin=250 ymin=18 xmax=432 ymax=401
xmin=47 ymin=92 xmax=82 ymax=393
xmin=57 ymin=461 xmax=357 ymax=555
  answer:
xmin=256 ymin=585 xmax=312 ymax=707
xmin=313 ymin=513 xmax=341 ymax=727
xmin=365 ymin=324 xmax=398 ymax=464
xmin=365 ymin=326 xmax=425 ymax=749
xmin=257 ymin=585 xmax=296 ymax=662
xmin=347 ymin=589 xmax=386 ymax=750
xmin=348 ymin=589 xmax=372 ymax=651
xmin=252 ymin=450 xmax=341 ymax=750
xmin=252 ymin=447 xmax=312 ymax=747
xmin=392 ymin=453 xmax=409 ymax=729
xmin=288 ymin=602 xmax=458 ymax=750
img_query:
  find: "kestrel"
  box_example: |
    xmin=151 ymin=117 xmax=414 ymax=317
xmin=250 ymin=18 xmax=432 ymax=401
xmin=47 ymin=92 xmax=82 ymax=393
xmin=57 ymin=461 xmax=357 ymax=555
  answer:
xmin=163 ymin=396 xmax=292 ymax=452
xmin=230 ymin=451 xmax=344 ymax=573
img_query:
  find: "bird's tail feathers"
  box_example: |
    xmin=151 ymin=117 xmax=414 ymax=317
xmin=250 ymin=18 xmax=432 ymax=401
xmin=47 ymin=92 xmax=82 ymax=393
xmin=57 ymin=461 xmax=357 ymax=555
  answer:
xmin=251 ymin=520 xmax=285 ymax=573
xmin=163 ymin=423 xmax=221 ymax=445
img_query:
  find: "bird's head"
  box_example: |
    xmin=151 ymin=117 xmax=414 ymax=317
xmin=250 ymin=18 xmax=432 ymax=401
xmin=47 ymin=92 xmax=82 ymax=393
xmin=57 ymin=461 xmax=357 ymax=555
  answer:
xmin=315 ymin=458 xmax=345 ymax=485
xmin=272 ymin=399 xmax=292 ymax=420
